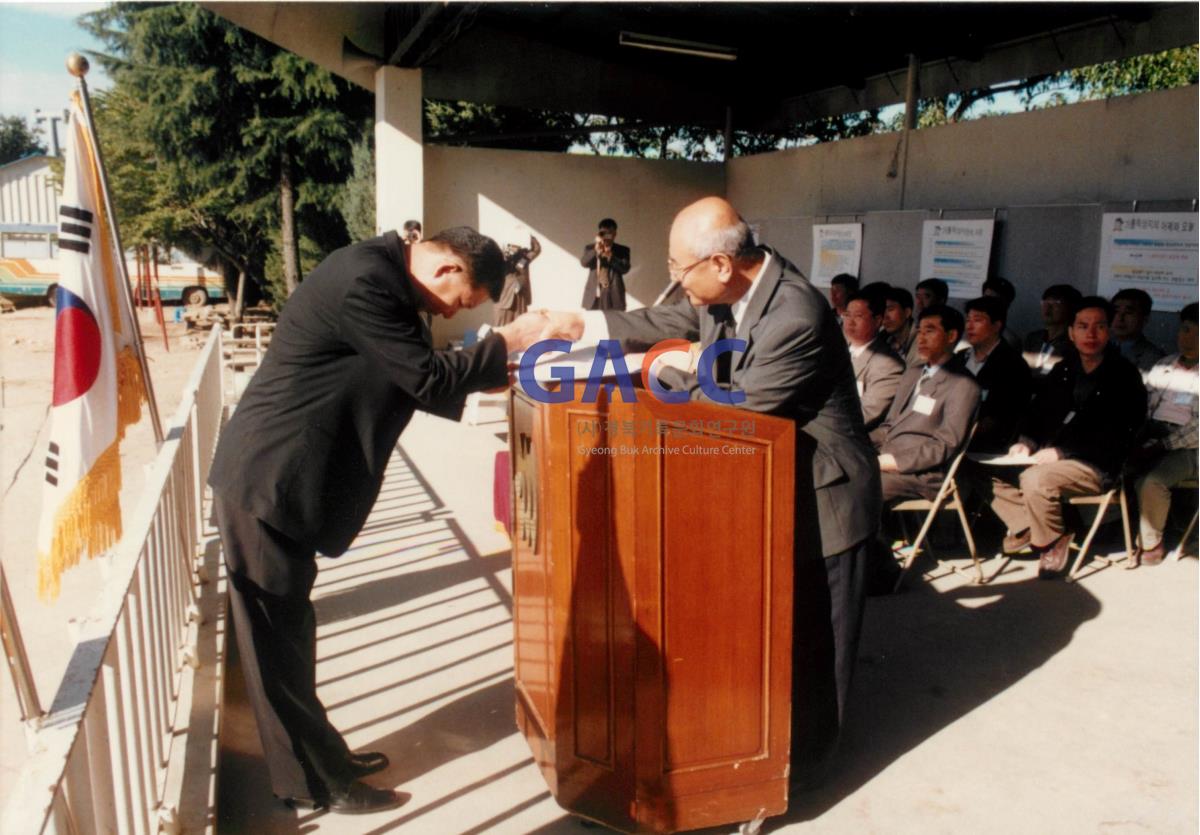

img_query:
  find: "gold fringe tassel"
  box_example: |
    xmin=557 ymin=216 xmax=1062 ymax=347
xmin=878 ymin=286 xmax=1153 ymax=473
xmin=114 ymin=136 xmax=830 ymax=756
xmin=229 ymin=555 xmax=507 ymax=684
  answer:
xmin=37 ymin=441 xmax=123 ymax=602
xmin=116 ymin=346 xmax=145 ymax=440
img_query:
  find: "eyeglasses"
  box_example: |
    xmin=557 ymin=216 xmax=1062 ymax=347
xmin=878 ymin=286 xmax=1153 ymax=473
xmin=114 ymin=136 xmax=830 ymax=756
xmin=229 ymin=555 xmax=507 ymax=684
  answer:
xmin=667 ymin=254 xmax=712 ymax=280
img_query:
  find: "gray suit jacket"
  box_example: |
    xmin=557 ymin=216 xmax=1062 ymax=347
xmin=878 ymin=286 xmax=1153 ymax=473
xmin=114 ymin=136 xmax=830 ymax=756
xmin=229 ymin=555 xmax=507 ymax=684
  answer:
xmin=602 ymin=248 xmax=880 ymax=558
xmin=877 ymin=359 xmax=981 ymax=475
xmin=852 ymin=338 xmax=904 ymax=432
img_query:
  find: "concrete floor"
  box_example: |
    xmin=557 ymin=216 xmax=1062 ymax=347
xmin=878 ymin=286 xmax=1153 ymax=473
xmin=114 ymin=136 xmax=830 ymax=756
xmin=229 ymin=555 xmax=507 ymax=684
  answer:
xmin=216 ymin=407 xmax=1198 ymax=835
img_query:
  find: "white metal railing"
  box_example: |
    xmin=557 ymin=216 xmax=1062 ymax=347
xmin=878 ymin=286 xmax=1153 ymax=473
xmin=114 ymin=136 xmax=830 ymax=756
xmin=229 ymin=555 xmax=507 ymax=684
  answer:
xmin=2 ymin=327 xmax=224 ymax=835
xmin=224 ymin=321 xmax=274 ymax=370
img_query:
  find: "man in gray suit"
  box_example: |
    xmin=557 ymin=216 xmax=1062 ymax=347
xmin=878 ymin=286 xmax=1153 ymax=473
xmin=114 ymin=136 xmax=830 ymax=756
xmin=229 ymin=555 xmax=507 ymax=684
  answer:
xmin=843 ymin=291 xmax=904 ymax=434
xmin=870 ymin=305 xmax=981 ymax=590
xmin=876 ymin=305 xmax=981 ymax=502
xmin=540 ymin=196 xmax=880 ymax=788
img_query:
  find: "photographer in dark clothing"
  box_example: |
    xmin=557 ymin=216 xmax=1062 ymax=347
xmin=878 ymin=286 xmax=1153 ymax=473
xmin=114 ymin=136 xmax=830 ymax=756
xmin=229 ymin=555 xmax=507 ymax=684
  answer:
xmin=580 ymin=217 xmax=631 ymax=311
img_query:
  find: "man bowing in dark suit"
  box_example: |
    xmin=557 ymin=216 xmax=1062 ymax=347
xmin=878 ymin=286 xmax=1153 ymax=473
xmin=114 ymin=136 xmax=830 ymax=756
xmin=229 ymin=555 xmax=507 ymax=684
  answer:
xmin=208 ymin=226 xmax=548 ymax=814
xmin=540 ymin=196 xmax=881 ymax=789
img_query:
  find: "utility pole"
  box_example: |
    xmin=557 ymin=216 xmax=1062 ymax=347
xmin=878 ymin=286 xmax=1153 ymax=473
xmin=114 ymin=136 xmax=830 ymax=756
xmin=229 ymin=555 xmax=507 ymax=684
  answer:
xmin=33 ymin=108 xmax=68 ymax=157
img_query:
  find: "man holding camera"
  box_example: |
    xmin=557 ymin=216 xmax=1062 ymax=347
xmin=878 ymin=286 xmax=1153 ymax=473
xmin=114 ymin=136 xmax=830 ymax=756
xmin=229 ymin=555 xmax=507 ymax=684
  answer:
xmin=580 ymin=217 xmax=631 ymax=311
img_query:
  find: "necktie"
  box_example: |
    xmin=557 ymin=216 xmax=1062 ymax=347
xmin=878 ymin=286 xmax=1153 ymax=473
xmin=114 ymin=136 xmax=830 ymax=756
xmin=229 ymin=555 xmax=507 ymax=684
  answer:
xmin=710 ymin=304 xmax=735 ymax=387
xmin=907 ymin=366 xmax=934 ymax=411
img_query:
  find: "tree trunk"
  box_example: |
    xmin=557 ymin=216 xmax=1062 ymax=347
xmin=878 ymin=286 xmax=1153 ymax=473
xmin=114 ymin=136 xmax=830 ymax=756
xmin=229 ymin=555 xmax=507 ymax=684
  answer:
xmin=280 ymin=149 xmax=300 ymax=296
xmin=234 ymin=269 xmax=247 ymax=321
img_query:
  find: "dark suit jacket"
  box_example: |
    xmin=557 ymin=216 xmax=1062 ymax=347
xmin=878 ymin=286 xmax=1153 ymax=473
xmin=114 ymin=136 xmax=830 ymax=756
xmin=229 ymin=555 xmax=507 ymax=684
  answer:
xmin=1017 ymin=348 xmax=1147 ymax=482
xmin=208 ymin=231 xmax=508 ymax=559
xmin=877 ymin=359 xmax=981 ymax=475
xmin=851 ymin=338 xmax=904 ymax=433
xmin=957 ymin=339 xmax=1033 ymax=454
xmin=580 ymin=242 xmax=630 ymax=310
xmin=602 ymin=247 xmax=880 ymax=558
xmin=1115 ymin=335 xmax=1167 ymax=372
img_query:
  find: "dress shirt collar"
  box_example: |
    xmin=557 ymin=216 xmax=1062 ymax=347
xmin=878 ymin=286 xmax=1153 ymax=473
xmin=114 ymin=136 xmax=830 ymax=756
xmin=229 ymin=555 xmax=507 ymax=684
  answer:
xmin=729 ymin=251 xmax=772 ymax=330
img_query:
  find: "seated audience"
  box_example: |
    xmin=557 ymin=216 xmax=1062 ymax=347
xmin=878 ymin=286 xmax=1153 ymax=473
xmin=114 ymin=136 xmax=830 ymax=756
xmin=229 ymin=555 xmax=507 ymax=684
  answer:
xmin=958 ymin=296 xmax=1033 ymax=453
xmin=914 ymin=277 xmax=949 ymax=315
xmin=882 ymin=286 xmax=921 ymax=368
xmin=1128 ymin=302 xmax=1199 ymax=565
xmin=859 ymin=281 xmax=892 ymax=306
xmin=843 ymin=292 xmax=904 ymax=433
xmin=1111 ymin=288 xmax=1167 ymax=372
xmin=869 ymin=305 xmax=980 ymax=591
xmin=829 ymin=273 xmax=859 ymax=326
xmin=1023 ymin=284 xmax=1082 ymax=375
xmin=875 ymin=305 xmax=981 ymax=501
xmin=981 ymin=276 xmax=1022 ymax=350
xmin=988 ymin=297 xmax=1147 ymax=579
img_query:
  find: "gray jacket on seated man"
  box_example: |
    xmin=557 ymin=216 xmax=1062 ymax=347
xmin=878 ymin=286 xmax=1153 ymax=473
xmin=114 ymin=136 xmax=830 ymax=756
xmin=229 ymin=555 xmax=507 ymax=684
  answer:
xmin=1111 ymin=287 xmax=1167 ymax=372
xmin=843 ymin=291 xmax=904 ymax=433
xmin=875 ymin=304 xmax=982 ymax=503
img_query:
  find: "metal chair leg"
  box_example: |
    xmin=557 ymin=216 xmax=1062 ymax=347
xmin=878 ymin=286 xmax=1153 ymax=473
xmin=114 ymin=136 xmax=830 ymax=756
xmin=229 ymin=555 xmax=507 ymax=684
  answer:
xmin=1068 ymin=491 xmax=1113 ymax=579
xmin=1119 ymin=483 xmax=1135 ymax=567
xmin=951 ymin=485 xmax=984 ymax=583
xmin=894 ymin=497 xmax=944 ymax=592
xmin=1173 ymin=509 xmax=1199 ymax=562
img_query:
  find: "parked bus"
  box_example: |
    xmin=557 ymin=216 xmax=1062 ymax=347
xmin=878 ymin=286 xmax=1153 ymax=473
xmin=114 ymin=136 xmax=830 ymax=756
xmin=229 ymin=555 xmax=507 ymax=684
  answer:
xmin=0 ymin=255 xmax=226 ymax=305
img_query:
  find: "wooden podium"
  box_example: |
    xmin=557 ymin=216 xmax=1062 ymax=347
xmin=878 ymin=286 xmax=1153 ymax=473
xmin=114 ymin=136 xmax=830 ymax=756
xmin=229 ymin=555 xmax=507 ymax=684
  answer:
xmin=509 ymin=384 xmax=796 ymax=833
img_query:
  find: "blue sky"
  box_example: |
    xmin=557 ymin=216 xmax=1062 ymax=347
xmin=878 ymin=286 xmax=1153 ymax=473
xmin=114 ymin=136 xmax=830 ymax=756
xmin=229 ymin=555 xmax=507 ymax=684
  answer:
xmin=0 ymin=2 xmax=110 ymax=145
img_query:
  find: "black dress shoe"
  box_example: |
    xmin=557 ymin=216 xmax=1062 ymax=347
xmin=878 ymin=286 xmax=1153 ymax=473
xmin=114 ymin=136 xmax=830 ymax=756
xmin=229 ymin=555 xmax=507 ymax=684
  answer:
xmin=327 ymin=780 xmax=410 ymax=815
xmin=347 ymin=750 xmax=390 ymax=778
xmin=281 ymin=795 xmax=326 ymax=812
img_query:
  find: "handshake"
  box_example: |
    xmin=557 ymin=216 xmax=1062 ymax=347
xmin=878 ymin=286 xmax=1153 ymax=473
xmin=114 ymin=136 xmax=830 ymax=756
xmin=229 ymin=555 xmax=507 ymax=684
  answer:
xmin=493 ymin=309 xmax=584 ymax=355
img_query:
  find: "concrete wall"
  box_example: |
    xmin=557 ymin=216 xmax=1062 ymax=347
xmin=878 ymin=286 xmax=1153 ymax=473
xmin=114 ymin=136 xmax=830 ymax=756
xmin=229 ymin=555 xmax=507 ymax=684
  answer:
xmin=727 ymin=85 xmax=1199 ymax=347
xmin=423 ymin=146 xmax=724 ymax=345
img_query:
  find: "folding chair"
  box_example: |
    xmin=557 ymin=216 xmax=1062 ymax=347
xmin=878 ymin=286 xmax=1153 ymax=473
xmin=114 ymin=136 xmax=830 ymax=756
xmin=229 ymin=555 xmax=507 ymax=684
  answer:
xmin=1170 ymin=478 xmax=1199 ymax=562
xmin=1066 ymin=475 xmax=1134 ymax=580
xmin=892 ymin=441 xmax=983 ymax=591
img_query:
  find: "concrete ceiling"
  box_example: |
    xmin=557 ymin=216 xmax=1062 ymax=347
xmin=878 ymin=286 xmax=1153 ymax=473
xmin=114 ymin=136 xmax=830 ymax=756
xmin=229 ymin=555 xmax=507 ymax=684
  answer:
xmin=204 ymin=2 xmax=1198 ymax=132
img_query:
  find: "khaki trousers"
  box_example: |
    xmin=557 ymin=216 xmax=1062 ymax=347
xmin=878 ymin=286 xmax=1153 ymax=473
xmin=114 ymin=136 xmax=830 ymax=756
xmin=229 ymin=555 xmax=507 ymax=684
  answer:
xmin=990 ymin=459 xmax=1104 ymax=548
xmin=1135 ymin=449 xmax=1199 ymax=548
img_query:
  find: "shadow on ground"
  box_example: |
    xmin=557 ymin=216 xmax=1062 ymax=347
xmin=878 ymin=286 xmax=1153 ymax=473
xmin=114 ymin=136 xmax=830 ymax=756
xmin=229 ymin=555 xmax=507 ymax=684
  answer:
xmin=766 ymin=559 xmax=1102 ymax=830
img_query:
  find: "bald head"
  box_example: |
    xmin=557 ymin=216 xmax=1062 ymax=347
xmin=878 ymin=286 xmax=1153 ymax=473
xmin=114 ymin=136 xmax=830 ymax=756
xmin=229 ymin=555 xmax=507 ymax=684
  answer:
xmin=670 ymin=197 xmax=753 ymax=263
xmin=667 ymin=196 xmax=760 ymax=306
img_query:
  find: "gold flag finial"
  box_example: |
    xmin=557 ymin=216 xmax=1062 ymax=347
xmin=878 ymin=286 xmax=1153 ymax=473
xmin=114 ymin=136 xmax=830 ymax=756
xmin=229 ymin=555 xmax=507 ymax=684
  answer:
xmin=67 ymin=53 xmax=90 ymax=77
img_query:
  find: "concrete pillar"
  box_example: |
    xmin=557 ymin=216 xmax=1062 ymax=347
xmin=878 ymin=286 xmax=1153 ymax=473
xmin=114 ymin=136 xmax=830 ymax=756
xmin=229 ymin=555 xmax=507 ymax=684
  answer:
xmin=374 ymin=66 xmax=424 ymax=235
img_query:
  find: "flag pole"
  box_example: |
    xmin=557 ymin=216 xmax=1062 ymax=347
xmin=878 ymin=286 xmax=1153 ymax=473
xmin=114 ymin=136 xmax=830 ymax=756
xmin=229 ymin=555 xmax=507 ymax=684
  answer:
xmin=68 ymin=52 xmax=164 ymax=444
xmin=0 ymin=565 xmax=43 ymax=726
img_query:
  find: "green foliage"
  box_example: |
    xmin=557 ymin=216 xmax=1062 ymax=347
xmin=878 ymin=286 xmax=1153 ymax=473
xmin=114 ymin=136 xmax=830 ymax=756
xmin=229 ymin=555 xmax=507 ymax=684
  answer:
xmin=261 ymin=233 xmax=328 ymax=308
xmin=1020 ymin=46 xmax=1198 ymax=111
xmin=1067 ymin=45 xmax=1198 ymax=99
xmin=0 ymin=115 xmax=47 ymax=165
xmin=79 ymin=2 xmax=372 ymax=301
xmin=338 ymin=133 xmax=376 ymax=242
xmin=425 ymin=100 xmax=576 ymax=153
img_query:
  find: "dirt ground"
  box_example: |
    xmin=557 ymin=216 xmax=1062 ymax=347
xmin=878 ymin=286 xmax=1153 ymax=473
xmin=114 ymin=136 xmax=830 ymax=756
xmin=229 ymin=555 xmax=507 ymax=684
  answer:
xmin=0 ymin=301 xmax=211 ymax=805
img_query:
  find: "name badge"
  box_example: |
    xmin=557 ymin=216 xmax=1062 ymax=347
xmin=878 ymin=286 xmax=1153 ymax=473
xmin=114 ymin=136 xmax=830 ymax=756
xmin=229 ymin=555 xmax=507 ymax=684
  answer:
xmin=1063 ymin=411 xmax=1076 ymax=424
xmin=913 ymin=394 xmax=936 ymax=416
